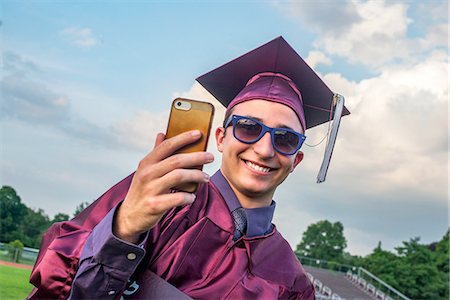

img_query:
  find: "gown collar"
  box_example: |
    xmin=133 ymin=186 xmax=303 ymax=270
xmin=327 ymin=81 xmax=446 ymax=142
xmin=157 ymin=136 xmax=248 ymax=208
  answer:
xmin=210 ymin=170 xmax=275 ymax=237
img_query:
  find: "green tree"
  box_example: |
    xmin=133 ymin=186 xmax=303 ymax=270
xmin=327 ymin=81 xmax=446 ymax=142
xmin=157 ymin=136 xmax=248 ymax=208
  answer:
xmin=433 ymin=229 xmax=449 ymax=274
xmin=295 ymin=220 xmax=347 ymax=261
xmin=394 ymin=237 xmax=445 ymax=299
xmin=340 ymin=251 xmax=363 ymax=268
xmin=51 ymin=213 xmax=70 ymax=223
xmin=20 ymin=208 xmax=50 ymax=248
xmin=363 ymin=237 xmax=448 ymax=300
xmin=362 ymin=242 xmax=401 ymax=289
xmin=73 ymin=201 xmax=90 ymax=217
xmin=0 ymin=186 xmax=27 ymax=242
xmin=7 ymin=239 xmax=24 ymax=263
xmin=432 ymin=230 xmax=449 ymax=299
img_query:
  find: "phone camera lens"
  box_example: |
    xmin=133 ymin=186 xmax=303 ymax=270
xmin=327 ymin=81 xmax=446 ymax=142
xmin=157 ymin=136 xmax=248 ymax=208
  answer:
xmin=177 ymin=101 xmax=182 ymax=107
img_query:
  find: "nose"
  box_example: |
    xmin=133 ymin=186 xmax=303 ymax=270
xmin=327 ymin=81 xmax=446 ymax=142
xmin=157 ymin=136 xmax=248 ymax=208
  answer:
xmin=252 ymin=132 xmax=275 ymax=158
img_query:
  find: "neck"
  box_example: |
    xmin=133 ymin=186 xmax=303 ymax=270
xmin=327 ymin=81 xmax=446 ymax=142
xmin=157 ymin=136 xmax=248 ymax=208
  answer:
xmin=220 ymin=169 xmax=274 ymax=209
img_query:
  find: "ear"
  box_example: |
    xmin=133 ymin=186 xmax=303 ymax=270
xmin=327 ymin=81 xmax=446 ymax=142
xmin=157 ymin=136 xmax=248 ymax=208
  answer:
xmin=215 ymin=127 xmax=226 ymax=153
xmin=290 ymin=151 xmax=304 ymax=172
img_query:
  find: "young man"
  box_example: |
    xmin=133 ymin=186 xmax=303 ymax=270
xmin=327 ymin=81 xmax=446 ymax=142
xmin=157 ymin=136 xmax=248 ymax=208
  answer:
xmin=28 ymin=36 xmax=349 ymax=299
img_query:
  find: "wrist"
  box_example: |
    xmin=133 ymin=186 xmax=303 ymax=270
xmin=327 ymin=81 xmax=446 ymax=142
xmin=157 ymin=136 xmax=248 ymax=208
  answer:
xmin=113 ymin=204 xmax=141 ymax=244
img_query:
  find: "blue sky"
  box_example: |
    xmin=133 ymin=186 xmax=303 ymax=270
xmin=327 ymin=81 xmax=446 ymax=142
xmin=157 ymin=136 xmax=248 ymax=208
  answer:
xmin=1 ymin=0 xmax=448 ymax=256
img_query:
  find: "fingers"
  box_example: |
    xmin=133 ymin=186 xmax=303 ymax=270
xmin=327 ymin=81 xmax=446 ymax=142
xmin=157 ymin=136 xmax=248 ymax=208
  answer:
xmin=152 ymin=168 xmax=210 ymax=194
xmin=147 ymin=151 xmax=214 ymax=179
xmin=147 ymin=130 xmax=202 ymax=163
xmin=153 ymin=132 xmax=165 ymax=149
xmin=146 ymin=192 xmax=196 ymax=215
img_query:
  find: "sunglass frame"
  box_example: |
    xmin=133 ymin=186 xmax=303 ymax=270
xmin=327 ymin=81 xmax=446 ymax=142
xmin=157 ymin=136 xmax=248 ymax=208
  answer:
xmin=224 ymin=115 xmax=306 ymax=156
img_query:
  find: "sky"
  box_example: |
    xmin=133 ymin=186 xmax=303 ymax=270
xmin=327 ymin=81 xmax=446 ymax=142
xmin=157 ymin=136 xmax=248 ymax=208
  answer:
xmin=1 ymin=0 xmax=448 ymax=256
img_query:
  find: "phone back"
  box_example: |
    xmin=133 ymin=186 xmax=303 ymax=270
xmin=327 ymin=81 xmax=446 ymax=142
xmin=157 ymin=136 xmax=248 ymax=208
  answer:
xmin=165 ymin=98 xmax=215 ymax=193
xmin=166 ymin=98 xmax=215 ymax=154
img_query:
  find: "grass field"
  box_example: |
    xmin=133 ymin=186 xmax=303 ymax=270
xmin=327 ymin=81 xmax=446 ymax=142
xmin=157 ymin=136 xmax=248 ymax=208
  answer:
xmin=0 ymin=265 xmax=33 ymax=300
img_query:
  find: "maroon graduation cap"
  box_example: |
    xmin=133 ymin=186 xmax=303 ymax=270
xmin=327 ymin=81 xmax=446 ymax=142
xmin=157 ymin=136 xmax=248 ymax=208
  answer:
xmin=196 ymin=36 xmax=350 ymax=182
xmin=196 ymin=36 xmax=350 ymax=129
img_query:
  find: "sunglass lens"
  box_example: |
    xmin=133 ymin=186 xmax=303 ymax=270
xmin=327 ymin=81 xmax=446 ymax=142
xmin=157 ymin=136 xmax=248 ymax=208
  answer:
xmin=235 ymin=118 xmax=262 ymax=142
xmin=273 ymin=130 xmax=300 ymax=154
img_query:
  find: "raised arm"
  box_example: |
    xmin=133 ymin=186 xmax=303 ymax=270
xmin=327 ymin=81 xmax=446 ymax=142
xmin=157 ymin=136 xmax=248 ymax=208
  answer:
xmin=69 ymin=130 xmax=214 ymax=299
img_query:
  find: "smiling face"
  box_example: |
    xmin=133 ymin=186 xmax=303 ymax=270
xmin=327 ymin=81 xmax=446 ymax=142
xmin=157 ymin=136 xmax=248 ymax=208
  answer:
xmin=216 ymin=99 xmax=304 ymax=208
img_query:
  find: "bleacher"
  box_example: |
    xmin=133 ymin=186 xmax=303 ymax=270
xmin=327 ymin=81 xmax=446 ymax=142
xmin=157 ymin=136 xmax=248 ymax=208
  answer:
xmin=305 ymin=266 xmax=374 ymax=300
xmin=299 ymin=256 xmax=410 ymax=300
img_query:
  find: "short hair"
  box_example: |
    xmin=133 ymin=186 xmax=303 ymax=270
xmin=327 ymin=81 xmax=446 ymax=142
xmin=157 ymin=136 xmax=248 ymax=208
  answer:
xmin=222 ymin=107 xmax=234 ymax=128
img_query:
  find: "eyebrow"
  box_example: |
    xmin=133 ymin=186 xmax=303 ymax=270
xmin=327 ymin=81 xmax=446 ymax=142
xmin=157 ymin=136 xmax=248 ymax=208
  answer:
xmin=242 ymin=114 xmax=295 ymax=131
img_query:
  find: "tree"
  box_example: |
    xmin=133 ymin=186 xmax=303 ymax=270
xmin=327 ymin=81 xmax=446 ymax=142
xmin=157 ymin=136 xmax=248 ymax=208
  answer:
xmin=340 ymin=251 xmax=363 ymax=268
xmin=52 ymin=213 xmax=70 ymax=223
xmin=7 ymin=239 xmax=24 ymax=263
xmin=362 ymin=237 xmax=448 ymax=300
xmin=362 ymin=243 xmax=401 ymax=289
xmin=74 ymin=201 xmax=90 ymax=217
xmin=394 ymin=237 xmax=445 ymax=299
xmin=433 ymin=229 xmax=449 ymax=274
xmin=432 ymin=230 xmax=449 ymax=298
xmin=20 ymin=208 xmax=50 ymax=248
xmin=0 ymin=186 xmax=27 ymax=242
xmin=295 ymin=220 xmax=347 ymax=261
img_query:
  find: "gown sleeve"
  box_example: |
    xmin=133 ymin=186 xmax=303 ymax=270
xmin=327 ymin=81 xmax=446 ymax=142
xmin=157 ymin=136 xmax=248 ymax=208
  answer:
xmin=26 ymin=221 xmax=91 ymax=299
xmin=68 ymin=204 xmax=148 ymax=299
xmin=27 ymin=173 xmax=135 ymax=299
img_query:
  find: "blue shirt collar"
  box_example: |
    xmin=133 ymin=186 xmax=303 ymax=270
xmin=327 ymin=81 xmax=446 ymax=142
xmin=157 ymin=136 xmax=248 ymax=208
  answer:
xmin=211 ymin=170 xmax=275 ymax=237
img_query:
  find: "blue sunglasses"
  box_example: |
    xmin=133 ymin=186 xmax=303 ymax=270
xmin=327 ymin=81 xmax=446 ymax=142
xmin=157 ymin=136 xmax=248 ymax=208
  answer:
xmin=225 ymin=115 xmax=306 ymax=156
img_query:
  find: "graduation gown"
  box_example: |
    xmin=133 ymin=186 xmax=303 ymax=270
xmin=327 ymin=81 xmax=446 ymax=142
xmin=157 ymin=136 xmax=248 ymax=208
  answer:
xmin=28 ymin=171 xmax=314 ymax=299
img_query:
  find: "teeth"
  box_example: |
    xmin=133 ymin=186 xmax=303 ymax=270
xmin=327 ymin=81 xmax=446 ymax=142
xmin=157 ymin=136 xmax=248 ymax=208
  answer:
xmin=245 ymin=161 xmax=271 ymax=173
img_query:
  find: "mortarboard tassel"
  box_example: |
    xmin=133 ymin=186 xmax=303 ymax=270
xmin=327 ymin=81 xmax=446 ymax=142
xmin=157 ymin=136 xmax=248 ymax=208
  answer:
xmin=317 ymin=94 xmax=345 ymax=183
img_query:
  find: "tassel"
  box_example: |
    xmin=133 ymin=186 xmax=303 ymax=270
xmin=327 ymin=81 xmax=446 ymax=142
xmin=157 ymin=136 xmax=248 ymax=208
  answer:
xmin=317 ymin=94 xmax=345 ymax=183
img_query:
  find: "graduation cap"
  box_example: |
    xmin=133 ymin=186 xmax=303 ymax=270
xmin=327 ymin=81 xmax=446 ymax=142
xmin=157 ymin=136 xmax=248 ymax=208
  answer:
xmin=196 ymin=36 xmax=350 ymax=183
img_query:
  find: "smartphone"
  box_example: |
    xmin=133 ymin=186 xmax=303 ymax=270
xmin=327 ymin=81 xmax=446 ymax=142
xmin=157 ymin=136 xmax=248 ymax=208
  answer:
xmin=165 ymin=98 xmax=215 ymax=193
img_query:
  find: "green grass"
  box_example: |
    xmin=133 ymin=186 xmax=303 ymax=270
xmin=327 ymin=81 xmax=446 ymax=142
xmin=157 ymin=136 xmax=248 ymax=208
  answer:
xmin=0 ymin=265 xmax=33 ymax=300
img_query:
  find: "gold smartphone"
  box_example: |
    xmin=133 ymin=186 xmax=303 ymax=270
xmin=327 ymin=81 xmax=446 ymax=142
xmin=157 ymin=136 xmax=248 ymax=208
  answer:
xmin=165 ymin=98 xmax=215 ymax=193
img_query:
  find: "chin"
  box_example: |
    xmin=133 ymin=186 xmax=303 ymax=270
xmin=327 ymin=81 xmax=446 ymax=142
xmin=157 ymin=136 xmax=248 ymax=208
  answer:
xmin=238 ymin=181 xmax=276 ymax=199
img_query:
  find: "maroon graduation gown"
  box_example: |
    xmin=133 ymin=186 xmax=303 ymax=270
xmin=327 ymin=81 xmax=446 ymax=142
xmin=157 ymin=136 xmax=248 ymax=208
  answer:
xmin=28 ymin=173 xmax=314 ymax=299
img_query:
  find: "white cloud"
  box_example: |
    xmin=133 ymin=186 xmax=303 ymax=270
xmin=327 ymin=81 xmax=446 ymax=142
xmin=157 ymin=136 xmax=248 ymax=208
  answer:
xmin=273 ymin=0 xmax=448 ymax=68
xmin=109 ymin=82 xmax=227 ymax=172
xmin=2 ymin=76 xmax=71 ymax=123
xmin=1 ymin=51 xmax=124 ymax=149
xmin=3 ymin=51 xmax=40 ymax=75
xmin=317 ymin=0 xmax=411 ymax=67
xmin=322 ymin=50 xmax=447 ymax=201
xmin=271 ymin=0 xmax=361 ymax=34
xmin=270 ymin=48 xmax=448 ymax=255
xmin=273 ymin=197 xmax=317 ymax=250
xmin=1 ymin=52 xmax=71 ymax=124
xmin=61 ymin=27 xmax=99 ymax=48
xmin=305 ymin=50 xmax=332 ymax=68
xmin=111 ymin=110 xmax=168 ymax=151
xmin=344 ymin=227 xmax=395 ymax=256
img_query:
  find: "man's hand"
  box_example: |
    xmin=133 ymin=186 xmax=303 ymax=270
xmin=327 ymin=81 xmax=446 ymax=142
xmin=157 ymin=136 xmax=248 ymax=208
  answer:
xmin=113 ymin=130 xmax=214 ymax=243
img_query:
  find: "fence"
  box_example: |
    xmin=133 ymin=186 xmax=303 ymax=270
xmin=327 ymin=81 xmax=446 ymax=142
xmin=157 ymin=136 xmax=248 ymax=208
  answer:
xmin=0 ymin=242 xmax=38 ymax=266
xmin=297 ymin=255 xmax=410 ymax=300
xmin=356 ymin=267 xmax=410 ymax=300
xmin=296 ymin=255 xmax=357 ymax=274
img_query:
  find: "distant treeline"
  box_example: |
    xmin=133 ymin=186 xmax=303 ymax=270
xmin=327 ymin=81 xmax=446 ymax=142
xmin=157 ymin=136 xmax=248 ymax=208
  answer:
xmin=295 ymin=220 xmax=449 ymax=300
xmin=1 ymin=186 xmax=448 ymax=299
xmin=0 ymin=185 xmax=89 ymax=248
